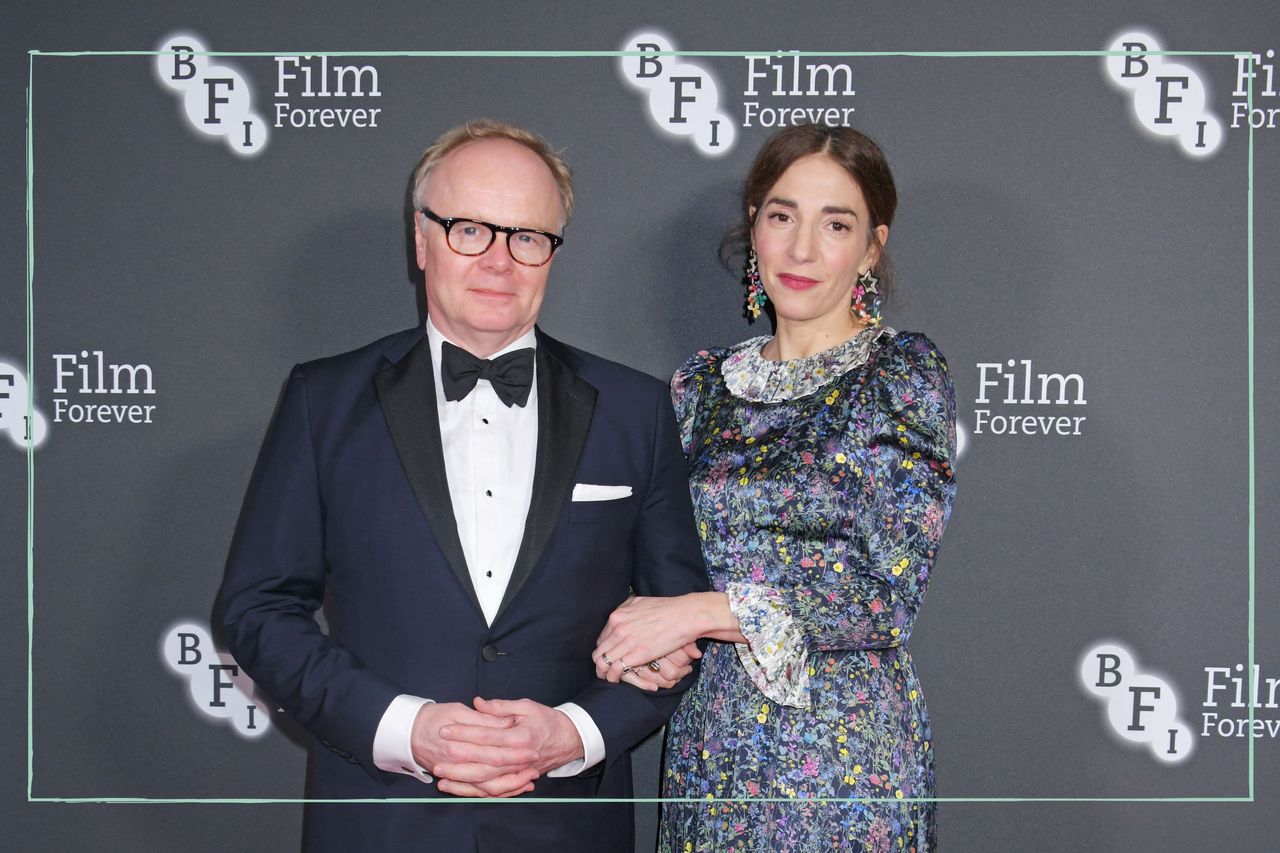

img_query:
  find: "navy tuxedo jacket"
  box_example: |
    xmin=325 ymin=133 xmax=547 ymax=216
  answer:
xmin=215 ymin=326 xmax=708 ymax=852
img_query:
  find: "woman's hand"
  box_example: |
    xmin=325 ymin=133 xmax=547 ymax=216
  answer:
xmin=594 ymin=594 xmax=722 ymax=688
xmin=610 ymin=643 xmax=702 ymax=691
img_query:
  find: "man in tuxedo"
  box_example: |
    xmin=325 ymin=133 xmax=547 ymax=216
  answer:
xmin=215 ymin=120 xmax=708 ymax=852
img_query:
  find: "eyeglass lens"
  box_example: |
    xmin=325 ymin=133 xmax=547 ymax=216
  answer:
xmin=447 ymin=221 xmax=555 ymax=265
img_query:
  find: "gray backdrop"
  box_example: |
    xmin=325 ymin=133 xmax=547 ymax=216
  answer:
xmin=4 ymin=1 xmax=1277 ymax=850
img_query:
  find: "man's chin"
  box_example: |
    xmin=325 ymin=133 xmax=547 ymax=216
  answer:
xmin=451 ymin=313 xmax=536 ymax=346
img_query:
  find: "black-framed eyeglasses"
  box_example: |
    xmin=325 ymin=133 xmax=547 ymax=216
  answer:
xmin=420 ymin=208 xmax=564 ymax=267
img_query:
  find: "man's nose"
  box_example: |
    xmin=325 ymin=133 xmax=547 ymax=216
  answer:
xmin=480 ymin=234 xmax=515 ymax=271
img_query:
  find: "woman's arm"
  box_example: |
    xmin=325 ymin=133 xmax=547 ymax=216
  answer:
xmin=593 ymin=591 xmax=745 ymax=685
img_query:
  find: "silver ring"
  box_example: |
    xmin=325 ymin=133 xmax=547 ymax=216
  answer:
xmin=601 ymin=652 xmax=612 ymax=665
xmin=620 ymin=662 xmax=632 ymax=674
xmin=647 ymin=660 xmax=662 ymax=673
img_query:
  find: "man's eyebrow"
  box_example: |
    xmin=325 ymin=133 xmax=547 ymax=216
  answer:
xmin=762 ymin=196 xmax=859 ymax=218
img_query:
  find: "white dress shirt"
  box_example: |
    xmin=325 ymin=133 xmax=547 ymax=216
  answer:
xmin=371 ymin=319 xmax=605 ymax=783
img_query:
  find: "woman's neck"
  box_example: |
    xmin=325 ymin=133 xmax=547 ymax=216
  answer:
xmin=762 ymin=317 xmax=869 ymax=361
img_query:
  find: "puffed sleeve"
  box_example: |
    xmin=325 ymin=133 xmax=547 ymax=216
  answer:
xmin=726 ymin=333 xmax=957 ymax=707
xmin=670 ymin=349 xmax=720 ymax=458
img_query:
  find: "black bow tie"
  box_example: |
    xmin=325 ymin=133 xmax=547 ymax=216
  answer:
xmin=440 ymin=341 xmax=535 ymax=407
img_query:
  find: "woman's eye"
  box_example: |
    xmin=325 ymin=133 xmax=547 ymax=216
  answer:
xmin=767 ymin=211 xmax=792 ymax=223
xmin=829 ymin=220 xmax=852 ymax=232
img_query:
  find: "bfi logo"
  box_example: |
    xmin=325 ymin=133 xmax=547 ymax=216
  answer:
xmin=162 ymin=622 xmax=273 ymax=739
xmin=154 ymin=32 xmax=269 ymax=157
xmin=1080 ymin=642 xmax=1194 ymax=764
xmin=619 ymin=30 xmax=736 ymax=157
xmin=1103 ymin=29 xmax=1223 ymax=158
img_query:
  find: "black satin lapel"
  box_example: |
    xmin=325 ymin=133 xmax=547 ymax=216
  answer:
xmin=493 ymin=345 xmax=597 ymax=623
xmin=374 ymin=336 xmax=482 ymax=617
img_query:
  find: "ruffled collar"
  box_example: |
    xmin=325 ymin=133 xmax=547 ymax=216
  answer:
xmin=721 ymin=326 xmax=894 ymax=402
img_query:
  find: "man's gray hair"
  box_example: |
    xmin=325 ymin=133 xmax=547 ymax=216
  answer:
xmin=411 ymin=119 xmax=574 ymax=226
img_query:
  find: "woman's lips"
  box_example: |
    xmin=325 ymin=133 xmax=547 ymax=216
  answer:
xmin=777 ymin=273 xmax=819 ymax=291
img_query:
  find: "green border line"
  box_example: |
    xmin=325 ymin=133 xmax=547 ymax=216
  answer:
xmin=25 ymin=47 xmax=36 ymax=805
xmin=25 ymin=47 xmax=1259 ymax=806
xmin=1246 ymin=53 xmax=1256 ymax=804
xmin=28 ymin=48 xmax=1243 ymax=58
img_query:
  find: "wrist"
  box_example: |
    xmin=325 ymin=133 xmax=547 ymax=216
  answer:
xmin=550 ymin=709 xmax=585 ymax=765
xmin=693 ymin=590 xmax=733 ymax=637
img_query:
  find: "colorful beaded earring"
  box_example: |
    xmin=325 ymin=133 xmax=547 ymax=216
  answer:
xmin=743 ymin=248 xmax=768 ymax=320
xmin=851 ymin=269 xmax=882 ymax=326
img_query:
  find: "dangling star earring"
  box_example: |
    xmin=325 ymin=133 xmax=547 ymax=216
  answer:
xmin=851 ymin=269 xmax=882 ymax=326
xmin=743 ymin=248 xmax=768 ymax=321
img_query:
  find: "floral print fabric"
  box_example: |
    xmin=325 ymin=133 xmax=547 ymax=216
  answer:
xmin=725 ymin=580 xmax=812 ymax=708
xmin=659 ymin=330 xmax=957 ymax=853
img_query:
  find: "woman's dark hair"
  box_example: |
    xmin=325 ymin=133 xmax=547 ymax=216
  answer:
xmin=722 ymin=124 xmax=898 ymax=303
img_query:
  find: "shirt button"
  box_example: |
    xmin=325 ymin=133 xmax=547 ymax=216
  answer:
xmin=485 ymin=489 xmax=493 ymax=497
xmin=485 ymin=570 xmax=493 ymax=578
xmin=481 ymin=418 xmax=489 ymax=425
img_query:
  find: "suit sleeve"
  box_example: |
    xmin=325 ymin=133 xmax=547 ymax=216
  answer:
xmin=567 ymin=383 xmax=710 ymax=767
xmin=214 ymin=366 xmax=400 ymax=776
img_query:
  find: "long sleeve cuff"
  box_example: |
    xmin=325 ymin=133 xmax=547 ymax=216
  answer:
xmin=548 ymin=701 xmax=605 ymax=777
xmin=372 ymin=694 xmax=435 ymax=783
xmin=726 ymin=581 xmax=812 ymax=709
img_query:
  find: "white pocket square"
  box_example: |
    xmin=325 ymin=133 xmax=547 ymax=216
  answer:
xmin=572 ymin=483 xmax=633 ymax=502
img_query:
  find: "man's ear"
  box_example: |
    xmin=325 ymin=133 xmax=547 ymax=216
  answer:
xmin=413 ymin=212 xmax=428 ymax=270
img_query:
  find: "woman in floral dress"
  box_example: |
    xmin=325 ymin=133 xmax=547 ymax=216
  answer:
xmin=593 ymin=125 xmax=957 ymax=852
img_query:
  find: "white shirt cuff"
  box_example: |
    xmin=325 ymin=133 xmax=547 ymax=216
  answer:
xmin=548 ymin=702 xmax=605 ymax=777
xmin=372 ymin=694 xmax=435 ymax=783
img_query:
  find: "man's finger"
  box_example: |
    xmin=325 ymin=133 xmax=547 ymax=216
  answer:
xmin=433 ymin=739 xmax=537 ymax=769
xmin=444 ymin=706 xmax=518 ymax=728
xmin=437 ymin=776 xmax=536 ymax=798
xmin=468 ymin=769 xmax=539 ymax=797
xmin=473 ymin=697 xmax=536 ymax=716
xmin=432 ymin=761 xmax=536 ymax=783
xmin=441 ymin=723 xmax=537 ymax=752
